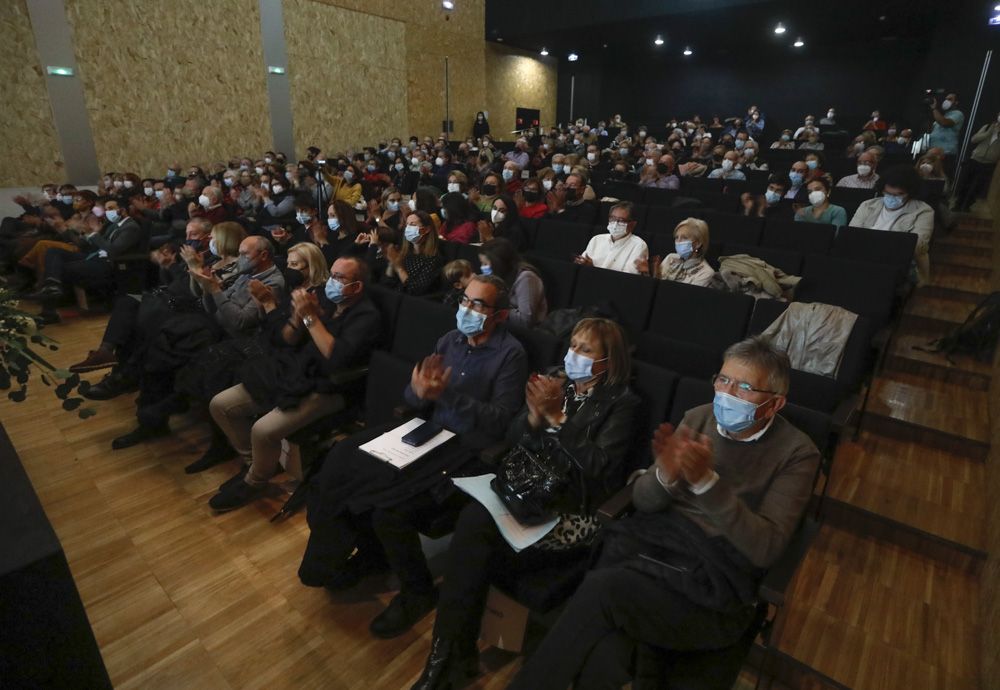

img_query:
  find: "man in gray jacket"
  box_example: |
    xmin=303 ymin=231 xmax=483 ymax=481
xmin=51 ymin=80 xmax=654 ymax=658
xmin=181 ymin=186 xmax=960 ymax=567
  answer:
xmin=511 ymin=336 xmax=819 ymax=690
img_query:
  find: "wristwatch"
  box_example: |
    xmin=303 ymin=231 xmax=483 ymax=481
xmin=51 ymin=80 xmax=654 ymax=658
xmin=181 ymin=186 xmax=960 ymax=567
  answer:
xmin=302 ymin=315 xmax=315 ymax=328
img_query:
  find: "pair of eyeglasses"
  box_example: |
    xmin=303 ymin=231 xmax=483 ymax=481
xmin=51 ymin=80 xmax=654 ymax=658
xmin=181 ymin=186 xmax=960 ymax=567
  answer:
xmin=711 ymin=373 xmax=778 ymax=396
xmin=459 ymin=294 xmax=495 ymax=311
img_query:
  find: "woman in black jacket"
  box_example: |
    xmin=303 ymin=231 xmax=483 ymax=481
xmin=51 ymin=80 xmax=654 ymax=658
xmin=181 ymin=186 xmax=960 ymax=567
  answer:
xmin=409 ymin=317 xmax=640 ymax=690
xmin=473 ymin=111 xmax=490 ymax=139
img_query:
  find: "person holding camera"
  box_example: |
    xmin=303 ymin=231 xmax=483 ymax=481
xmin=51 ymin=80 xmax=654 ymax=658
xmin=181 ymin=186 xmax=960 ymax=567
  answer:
xmin=928 ymin=92 xmax=964 ymax=157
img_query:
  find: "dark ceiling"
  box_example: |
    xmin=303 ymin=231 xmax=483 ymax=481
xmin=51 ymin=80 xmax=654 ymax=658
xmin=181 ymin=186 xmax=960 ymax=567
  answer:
xmin=484 ymin=0 xmax=979 ymax=62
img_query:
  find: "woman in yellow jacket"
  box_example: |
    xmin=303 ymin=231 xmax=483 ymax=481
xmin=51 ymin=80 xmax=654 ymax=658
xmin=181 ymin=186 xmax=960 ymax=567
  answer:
xmin=323 ymin=163 xmax=363 ymax=207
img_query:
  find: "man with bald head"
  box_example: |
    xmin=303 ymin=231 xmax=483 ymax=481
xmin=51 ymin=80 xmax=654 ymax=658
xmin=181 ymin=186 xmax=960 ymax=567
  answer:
xmin=836 ymin=150 xmax=881 ymax=189
xmin=192 ymin=184 xmax=235 ymax=225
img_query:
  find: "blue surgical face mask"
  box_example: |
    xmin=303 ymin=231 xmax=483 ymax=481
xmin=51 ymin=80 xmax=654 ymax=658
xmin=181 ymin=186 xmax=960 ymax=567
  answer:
xmin=387 ymin=200 xmax=400 ymax=212
xmin=806 ymin=159 xmax=818 ymax=170
xmin=764 ymin=189 xmax=782 ymax=205
xmin=296 ymin=212 xmax=311 ymax=225
xmin=883 ymin=193 xmax=906 ymax=210
xmin=324 ymin=277 xmax=352 ymax=303
xmin=563 ymin=349 xmax=606 ymax=382
xmin=734 ymin=139 xmax=745 ymax=150
xmin=789 ymin=172 xmax=804 ymax=186
xmin=327 ymin=217 xmax=340 ymax=231
xmin=404 ymin=224 xmax=422 ymax=243
xmin=236 ymin=255 xmax=255 ymax=275
xmin=502 ymin=169 xmax=514 ymax=181
xmin=675 ymin=239 xmax=694 ymax=259
xmin=480 ymin=264 xmax=493 ymax=276
xmin=552 ymin=163 xmax=564 ymax=174
xmin=209 ymin=238 xmax=220 ymax=256
xmin=456 ymin=305 xmax=487 ymax=336
xmin=713 ymin=391 xmax=770 ymax=433
xmin=105 ymin=209 xmax=120 ymax=223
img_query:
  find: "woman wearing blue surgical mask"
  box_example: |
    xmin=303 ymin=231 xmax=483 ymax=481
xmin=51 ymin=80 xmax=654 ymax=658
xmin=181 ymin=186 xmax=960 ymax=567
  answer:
xmin=368 ymin=186 xmax=404 ymax=233
xmin=848 ymin=166 xmax=934 ymax=285
xmin=638 ymin=217 xmax=716 ymax=287
xmin=323 ymin=163 xmax=363 ymax=207
xmin=383 ymin=211 xmax=444 ymax=295
xmin=795 ymin=177 xmax=847 ymax=228
xmin=411 ymin=317 xmax=639 ymax=688
xmin=478 ymin=237 xmax=546 ymax=327
xmin=316 ymin=199 xmax=363 ymax=266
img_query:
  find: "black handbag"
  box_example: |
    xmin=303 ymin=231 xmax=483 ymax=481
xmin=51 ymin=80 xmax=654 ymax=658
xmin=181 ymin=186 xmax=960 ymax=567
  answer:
xmin=490 ymin=437 xmax=586 ymax=526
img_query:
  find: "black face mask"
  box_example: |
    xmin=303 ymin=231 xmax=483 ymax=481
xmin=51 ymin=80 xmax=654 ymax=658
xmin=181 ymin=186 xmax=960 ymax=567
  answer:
xmin=609 ymin=170 xmax=624 ymax=179
xmin=283 ymin=268 xmax=305 ymax=290
xmin=523 ymin=190 xmax=541 ymax=202
xmin=482 ymin=184 xmax=498 ymax=195
xmin=656 ymin=164 xmax=670 ymax=174
xmin=565 ymin=187 xmax=578 ymax=201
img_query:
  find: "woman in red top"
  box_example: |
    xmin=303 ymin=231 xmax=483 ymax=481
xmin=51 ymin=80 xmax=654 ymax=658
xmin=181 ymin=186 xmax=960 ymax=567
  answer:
xmin=438 ymin=192 xmax=477 ymax=244
xmin=518 ymin=177 xmax=548 ymax=219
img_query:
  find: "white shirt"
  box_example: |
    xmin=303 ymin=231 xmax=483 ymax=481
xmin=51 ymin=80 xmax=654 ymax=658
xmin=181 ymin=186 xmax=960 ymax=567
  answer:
xmin=582 ymin=233 xmax=648 ymax=274
xmin=873 ymin=203 xmax=906 ymax=230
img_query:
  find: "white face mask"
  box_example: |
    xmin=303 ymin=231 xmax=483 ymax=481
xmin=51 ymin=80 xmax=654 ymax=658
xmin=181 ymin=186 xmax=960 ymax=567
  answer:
xmin=271 ymin=184 xmax=284 ymax=194
xmin=447 ymin=182 xmax=460 ymax=193
xmin=607 ymin=220 xmax=628 ymax=240
xmin=827 ymin=111 xmax=835 ymax=118
xmin=123 ymin=180 xmax=134 ymax=189
xmin=408 ymin=198 xmax=417 ymax=211
xmin=645 ymin=158 xmax=654 ymax=167
xmin=808 ymin=190 xmax=826 ymax=206
xmin=542 ymin=179 xmax=553 ymax=191
xmin=491 ymin=209 xmax=506 ymax=224
xmin=143 ymin=187 xmax=154 ymax=196
xmin=941 ymin=99 xmax=953 ymax=111
xmin=198 ymin=194 xmax=211 ymax=208
xmin=721 ymin=159 xmax=734 ymax=172
xmin=113 ymin=180 xmax=123 ymax=188
xmin=435 ymin=157 xmax=444 ymax=166
xmin=920 ymin=163 xmax=934 ymax=174
xmin=255 ymin=166 xmax=264 ymax=175
xmin=154 ymin=189 xmax=165 ymax=200
xmin=587 ymin=152 xmax=597 ymax=162
xmin=264 ymin=157 xmax=273 ymax=163
xmin=857 ymin=164 xmax=872 ymax=177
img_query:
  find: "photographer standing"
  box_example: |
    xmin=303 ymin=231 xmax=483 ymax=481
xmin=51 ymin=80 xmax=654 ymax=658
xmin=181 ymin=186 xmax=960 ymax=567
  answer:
xmin=928 ymin=92 xmax=964 ymax=160
xmin=953 ymin=111 xmax=1000 ymax=213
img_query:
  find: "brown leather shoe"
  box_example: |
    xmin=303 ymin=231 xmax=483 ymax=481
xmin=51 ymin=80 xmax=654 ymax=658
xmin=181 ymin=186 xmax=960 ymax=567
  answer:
xmin=69 ymin=349 xmax=117 ymax=373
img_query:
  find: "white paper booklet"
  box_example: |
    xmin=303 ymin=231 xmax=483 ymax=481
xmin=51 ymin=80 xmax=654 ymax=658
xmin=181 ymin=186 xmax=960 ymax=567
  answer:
xmin=452 ymin=474 xmax=559 ymax=552
xmin=359 ymin=418 xmax=456 ymax=469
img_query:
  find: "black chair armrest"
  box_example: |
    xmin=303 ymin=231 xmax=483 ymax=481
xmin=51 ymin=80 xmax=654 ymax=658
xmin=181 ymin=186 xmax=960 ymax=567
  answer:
xmin=328 ymin=365 xmax=368 ymax=386
xmin=479 ymin=442 xmax=510 ymax=466
xmin=393 ymin=404 xmax=419 ymax=421
xmin=597 ymin=483 xmax=635 ymax=524
xmin=831 ymin=392 xmax=858 ymax=434
xmin=758 ymin=518 xmax=821 ymax=607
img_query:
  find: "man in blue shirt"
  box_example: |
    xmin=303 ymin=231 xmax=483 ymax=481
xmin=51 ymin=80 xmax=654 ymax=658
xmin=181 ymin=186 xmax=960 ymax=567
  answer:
xmin=928 ymin=92 xmax=964 ymax=156
xmin=298 ymin=274 xmax=528 ymax=637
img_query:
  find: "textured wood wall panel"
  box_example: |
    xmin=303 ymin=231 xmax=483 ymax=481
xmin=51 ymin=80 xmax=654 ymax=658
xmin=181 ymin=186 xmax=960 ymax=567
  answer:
xmin=485 ymin=43 xmax=558 ymax=138
xmin=283 ymin=0 xmax=407 ymax=155
xmin=0 ymin=0 xmax=65 ymax=186
xmin=64 ymin=0 xmax=272 ymax=177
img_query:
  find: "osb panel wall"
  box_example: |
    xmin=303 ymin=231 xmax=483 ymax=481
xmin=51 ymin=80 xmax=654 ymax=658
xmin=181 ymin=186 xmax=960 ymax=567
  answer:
xmin=64 ymin=0 xmax=272 ymax=176
xmin=309 ymin=0 xmax=486 ymax=141
xmin=485 ymin=43 xmax=558 ymax=139
xmin=0 ymin=0 xmax=64 ymax=186
xmin=283 ymin=0 xmax=407 ymax=155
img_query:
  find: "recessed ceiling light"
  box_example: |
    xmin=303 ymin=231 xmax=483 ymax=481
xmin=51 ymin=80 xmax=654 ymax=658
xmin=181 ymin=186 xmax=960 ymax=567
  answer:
xmin=654 ymin=35 xmax=664 ymax=46
xmin=441 ymin=0 xmax=454 ymax=9
xmin=793 ymin=37 xmax=805 ymax=47
xmin=568 ymin=52 xmax=579 ymax=61
xmin=774 ymin=22 xmax=786 ymax=34
xmin=540 ymin=47 xmax=548 ymax=56
xmin=683 ymin=47 xmax=693 ymax=56
xmin=496 ymin=37 xmax=503 ymax=42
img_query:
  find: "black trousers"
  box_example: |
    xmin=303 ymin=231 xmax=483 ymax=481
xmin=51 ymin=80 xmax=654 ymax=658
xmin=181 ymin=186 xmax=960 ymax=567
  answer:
xmin=103 ymin=295 xmax=141 ymax=354
xmin=955 ymin=159 xmax=996 ymax=210
xmin=44 ymin=249 xmax=113 ymax=289
xmin=432 ymin=501 xmax=576 ymax=641
xmin=508 ymin=567 xmax=756 ymax=690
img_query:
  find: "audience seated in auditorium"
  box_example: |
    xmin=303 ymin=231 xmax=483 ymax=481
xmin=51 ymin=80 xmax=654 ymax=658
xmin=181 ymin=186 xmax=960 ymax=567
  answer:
xmin=836 ymin=150 xmax=881 ymax=189
xmin=383 ymin=211 xmax=444 ymax=296
xmin=208 ymin=254 xmax=381 ymax=511
xmin=849 ymin=166 xmax=934 ymax=285
xmin=297 ymin=275 xmax=527 ymax=637
xmin=741 ymin=175 xmax=793 ymax=219
xmin=576 ymin=201 xmax=648 ymax=275
xmin=438 ymin=192 xmax=478 ymax=245
xmin=639 ymin=154 xmax=680 ymax=190
xmin=509 ymin=337 xmax=820 ymax=690
xmin=518 ymin=177 xmax=548 ymax=220
xmin=476 ymin=193 xmax=526 ymax=250
xmin=638 ymin=217 xmax=716 ymax=287
xmin=548 ymin=173 xmax=598 ymax=226
xmin=478 ymin=238 xmax=547 ymax=328
xmin=795 ymin=176 xmax=847 ymax=228
xmin=441 ymin=259 xmax=473 ymax=309
xmin=707 ymin=151 xmax=746 ymax=181
xmin=411 ymin=318 xmax=639 ymax=689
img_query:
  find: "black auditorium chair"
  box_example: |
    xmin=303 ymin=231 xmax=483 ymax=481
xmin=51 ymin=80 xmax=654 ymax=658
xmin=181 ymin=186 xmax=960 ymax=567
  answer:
xmin=830 ymin=225 xmax=917 ymax=288
xmin=570 ymin=265 xmax=657 ymax=338
xmin=525 ymin=253 xmax=578 ymax=310
xmin=635 ymin=331 xmax=722 ymax=381
xmin=641 ymin=187 xmax=680 ymax=208
xmin=648 ymin=280 xmax=755 ymax=354
xmin=761 ymin=216 xmax=836 ymax=255
xmin=532 ymin=219 xmax=595 ymax=259
xmin=721 ymin=243 xmax=804 ymax=276
xmin=390 ymin=295 xmax=457 ymax=364
xmin=601 ymin=180 xmax=644 ymax=202
xmin=508 ymin=323 xmax=562 ymax=373
xmin=829 ymin=186 xmax=877 ymax=221
xmin=645 ymin=205 xmax=705 ymax=236
xmin=701 ymin=210 xmax=764 ymax=247
xmin=796 ymin=255 xmax=897 ymax=333
xmin=367 ymin=283 xmax=404 ymax=346
xmin=627 ymin=360 xmax=680 ymax=474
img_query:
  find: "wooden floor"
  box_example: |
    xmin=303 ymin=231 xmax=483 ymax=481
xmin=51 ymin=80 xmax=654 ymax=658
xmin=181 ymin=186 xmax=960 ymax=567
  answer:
xmin=2 ymin=208 xmax=995 ymax=689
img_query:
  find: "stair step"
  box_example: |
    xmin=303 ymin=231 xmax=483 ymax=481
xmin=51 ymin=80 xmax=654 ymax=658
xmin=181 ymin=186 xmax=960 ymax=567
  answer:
xmin=949 ymin=227 xmax=994 ymax=242
xmin=924 ymin=270 xmax=993 ymax=297
xmin=778 ymin=526 xmax=981 ymax=690
xmin=917 ymin=284 xmax=989 ymax=304
xmin=931 ymin=241 xmax=992 ymax=257
xmin=824 ymin=431 xmax=986 ymax=557
xmin=861 ymin=373 xmax=990 ymax=460
xmin=935 ymin=233 xmax=993 ymax=250
xmin=883 ymin=333 xmax=991 ymax=390
xmin=931 ymin=252 xmax=994 ymax=271
xmin=901 ymin=295 xmax=975 ymax=332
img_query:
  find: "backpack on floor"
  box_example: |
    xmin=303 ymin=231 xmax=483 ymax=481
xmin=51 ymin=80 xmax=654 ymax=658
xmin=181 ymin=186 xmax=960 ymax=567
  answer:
xmin=917 ymin=291 xmax=1000 ymax=363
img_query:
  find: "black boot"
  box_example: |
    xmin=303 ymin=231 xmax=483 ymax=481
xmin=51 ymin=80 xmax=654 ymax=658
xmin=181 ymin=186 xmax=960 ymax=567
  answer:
xmin=82 ymin=369 xmax=137 ymax=401
xmin=410 ymin=637 xmax=478 ymax=690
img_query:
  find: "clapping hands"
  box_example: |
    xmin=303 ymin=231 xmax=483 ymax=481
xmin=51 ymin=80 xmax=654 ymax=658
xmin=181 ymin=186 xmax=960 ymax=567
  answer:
xmin=651 ymin=423 xmax=714 ymax=486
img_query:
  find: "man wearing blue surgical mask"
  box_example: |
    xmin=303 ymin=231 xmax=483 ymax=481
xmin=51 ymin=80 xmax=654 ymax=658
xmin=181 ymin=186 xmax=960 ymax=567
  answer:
xmin=511 ymin=336 xmax=819 ymax=690
xmin=849 ymin=166 xmax=934 ymax=285
xmin=298 ymin=273 xmax=527 ymax=638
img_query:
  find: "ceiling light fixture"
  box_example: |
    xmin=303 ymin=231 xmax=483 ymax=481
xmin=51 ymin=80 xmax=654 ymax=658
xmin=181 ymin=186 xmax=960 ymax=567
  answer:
xmin=442 ymin=0 xmax=454 ymax=9
xmin=683 ymin=47 xmax=693 ymax=56
xmin=793 ymin=37 xmax=805 ymax=47
xmin=568 ymin=52 xmax=579 ymax=61
xmin=540 ymin=47 xmax=549 ymax=56
xmin=654 ymin=35 xmax=664 ymax=46
xmin=774 ymin=22 xmax=786 ymax=34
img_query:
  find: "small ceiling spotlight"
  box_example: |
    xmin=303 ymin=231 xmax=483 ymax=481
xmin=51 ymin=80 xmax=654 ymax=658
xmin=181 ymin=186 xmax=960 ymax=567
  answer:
xmin=568 ymin=52 xmax=579 ymax=61
xmin=774 ymin=22 xmax=786 ymax=34
xmin=683 ymin=47 xmax=693 ymax=56
xmin=654 ymin=36 xmax=664 ymax=46
xmin=540 ymin=47 xmax=549 ymax=56
xmin=793 ymin=37 xmax=805 ymax=47
xmin=442 ymin=0 xmax=454 ymax=9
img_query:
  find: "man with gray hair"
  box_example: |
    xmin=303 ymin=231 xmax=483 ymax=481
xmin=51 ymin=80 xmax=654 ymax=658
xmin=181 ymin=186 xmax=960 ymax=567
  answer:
xmin=511 ymin=335 xmax=820 ymax=689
